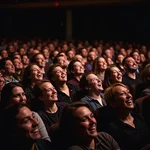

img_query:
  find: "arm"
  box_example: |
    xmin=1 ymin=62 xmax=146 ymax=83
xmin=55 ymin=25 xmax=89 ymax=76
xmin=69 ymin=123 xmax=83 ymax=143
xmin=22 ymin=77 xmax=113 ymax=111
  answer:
xmin=33 ymin=111 xmax=51 ymax=142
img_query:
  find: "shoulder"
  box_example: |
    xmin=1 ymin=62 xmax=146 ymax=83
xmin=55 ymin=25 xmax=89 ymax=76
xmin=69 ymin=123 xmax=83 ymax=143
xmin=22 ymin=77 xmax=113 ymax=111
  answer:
xmin=36 ymin=140 xmax=53 ymax=150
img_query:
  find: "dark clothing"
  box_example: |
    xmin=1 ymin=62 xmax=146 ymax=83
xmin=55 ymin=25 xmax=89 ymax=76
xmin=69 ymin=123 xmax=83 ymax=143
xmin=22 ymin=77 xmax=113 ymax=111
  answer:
xmin=122 ymin=72 xmax=142 ymax=98
xmin=56 ymin=83 xmax=79 ymax=103
xmin=68 ymin=132 xmax=120 ymax=150
xmin=35 ymin=139 xmax=53 ymax=150
xmin=25 ymin=85 xmax=35 ymax=101
xmin=68 ymin=77 xmax=80 ymax=89
xmin=94 ymin=106 xmax=117 ymax=132
xmin=37 ymin=102 xmax=67 ymax=134
xmin=105 ymin=113 xmax=150 ymax=150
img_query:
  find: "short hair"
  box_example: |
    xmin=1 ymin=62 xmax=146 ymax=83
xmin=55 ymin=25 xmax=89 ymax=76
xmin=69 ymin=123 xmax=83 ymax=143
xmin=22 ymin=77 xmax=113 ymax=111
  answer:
xmin=34 ymin=79 xmax=52 ymax=98
xmin=79 ymin=71 xmax=94 ymax=89
xmin=30 ymin=52 xmax=43 ymax=63
xmin=0 ymin=57 xmax=12 ymax=70
xmin=47 ymin=64 xmax=61 ymax=81
xmin=68 ymin=59 xmax=81 ymax=72
xmin=53 ymin=53 xmax=64 ymax=64
xmin=104 ymin=83 xmax=128 ymax=105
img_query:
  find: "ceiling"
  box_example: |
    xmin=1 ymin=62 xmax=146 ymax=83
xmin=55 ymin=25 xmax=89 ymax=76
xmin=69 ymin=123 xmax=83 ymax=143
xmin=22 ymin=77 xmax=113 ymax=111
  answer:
xmin=0 ymin=0 xmax=145 ymax=8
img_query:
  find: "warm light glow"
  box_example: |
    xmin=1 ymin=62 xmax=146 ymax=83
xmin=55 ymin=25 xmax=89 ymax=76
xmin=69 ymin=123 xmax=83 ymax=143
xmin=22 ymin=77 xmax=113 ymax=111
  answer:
xmin=55 ymin=1 xmax=59 ymax=7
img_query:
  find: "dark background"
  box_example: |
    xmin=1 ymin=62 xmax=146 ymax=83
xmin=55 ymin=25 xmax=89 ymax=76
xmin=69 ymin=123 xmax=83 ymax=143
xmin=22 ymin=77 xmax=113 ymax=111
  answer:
xmin=0 ymin=2 xmax=149 ymax=43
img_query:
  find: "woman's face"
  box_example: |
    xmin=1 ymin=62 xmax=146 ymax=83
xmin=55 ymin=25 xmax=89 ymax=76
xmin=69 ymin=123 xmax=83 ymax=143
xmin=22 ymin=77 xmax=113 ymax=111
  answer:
xmin=110 ymin=67 xmax=122 ymax=83
xmin=16 ymin=106 xmax=41 ymax=140
xmin=30 ymin=65 xmax=43 ymax=82
xmin=0 ymin=76 xmax=5 ymax=91
xmin=113 ymin=85 xmax=134 ymax=110
xmin=74 ymin=106 xmax=98 ymax=139
xmin=98 ymin=57 xmax=107 ymax=70
xmin=9 ymin=86 xmax=27 ymax=106
xmin=35 ymin=54 xmax=46 ymax=68
xmin=52 ymin=66 xmax=67 ymax=82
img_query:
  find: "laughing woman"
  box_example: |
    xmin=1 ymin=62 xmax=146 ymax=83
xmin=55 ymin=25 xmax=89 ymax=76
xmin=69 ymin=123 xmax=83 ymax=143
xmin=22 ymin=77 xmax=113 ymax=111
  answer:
xmin=58 ymin=101 xmax=120 ymax=150
xmin=1 ymin=104 xmax=53 ymax=150
xmin=22 ymin=63 xmax=44 ymax=101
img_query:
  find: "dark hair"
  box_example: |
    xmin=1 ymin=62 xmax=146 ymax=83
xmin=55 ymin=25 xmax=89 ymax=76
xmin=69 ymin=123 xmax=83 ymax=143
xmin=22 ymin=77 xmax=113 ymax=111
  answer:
xmin=68 ymin=59 xmax=81 ymax=72
xmin=47 ymin=64 xmax=61 ymax=82
xmin=59 ymin=101 xmax=91 ymax=145
xmin=0 ymin=82 xmax=24 ymax=110
xmin=0 ymin=57 xmax=12 ymax=70
xmin=79 ymin=71 xmax=94 ymax=89
xmin=30 ymin=52 xmax=43 ymax=64
xmin=2 ymin=103 xmax=29 ymax=134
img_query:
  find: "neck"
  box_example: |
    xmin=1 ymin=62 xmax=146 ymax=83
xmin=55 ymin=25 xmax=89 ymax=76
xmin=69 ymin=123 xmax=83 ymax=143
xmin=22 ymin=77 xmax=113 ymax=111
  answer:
xmin=45 ymin=102 xmax=58 ymax=113
xmin=89 ymin=92 xmax=103 ymax=105
xmin=117 ymin=109 xmax=132 ymax=121
xmin=83 ymin=138 xmax=95 ymax=150
xmin=4 ymin=75 xmax=13 ymax=82
xmin=74 ymin=75 xmax=82 ymax=81
xmin=56 ymin=82 xmax=67 ymax=90
xmin=127 ymin=72 xmax=136 ymax=79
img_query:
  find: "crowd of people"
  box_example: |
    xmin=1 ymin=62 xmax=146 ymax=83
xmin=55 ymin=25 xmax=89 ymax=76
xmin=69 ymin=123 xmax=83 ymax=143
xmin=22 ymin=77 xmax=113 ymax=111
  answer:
xmin=0 ymin=38 xmax=150 ymax=150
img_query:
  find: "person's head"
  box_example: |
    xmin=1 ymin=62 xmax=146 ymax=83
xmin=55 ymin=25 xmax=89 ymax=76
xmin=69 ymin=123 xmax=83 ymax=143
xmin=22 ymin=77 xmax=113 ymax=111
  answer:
xmin=122 ymin=56 xmax=138 ymax=73
xmin=21 ymin=54 xmax=29 ymax=66
xmin=13 ymin=58 xmax=23 ymax=71
xmin=116 ymin=54 xmax=124 ymax=65
xmin=0 ymin=49 xmax=8 ymax=58
xmin=92 ymin=56 xmax=107 ymax=75
xmin=53 ymin=53 xmax=68 ymax=69
xmin=104 ymin=83 xmax=134 ymax=111
xmin=0 ymin=57 xmax=15 ymax=75
xmin=30 ymin=53 xmax=46 ymax=68
xmin=59 ymin=101 xmax=98 ymax=143
xmin=3 ymin=103 xmax=41 ymax=141
xmin=74 ymin=54 xmax=85 ymax=66
xmin=47 ymin=64 xmax=67 ymax=84
xmin=34 ymin=79 xmax=58 ymax=104
xmin=80 ymin=71 xmax=103 ymax=93
xmin=130 ymin=51 xmax=140 ymax=64
xmin=87 ymin=51 xmax=96 ymax=62
xmin=1 ymin=82 xmax=26 ymax=110
xmin=139 ymin=53 xmax=146 ymax=64
xmin=41 ymin=48 xmax=50 ymax=60
xmin=68 ymin=59 xmax=84 ymax=76
xmin=66 ymin=49 xmax=75 ymax=61
xmin=103 ymin=65 xmax=122 ymax=88
xmin=22 ymin=63 xmax=43 ymax=88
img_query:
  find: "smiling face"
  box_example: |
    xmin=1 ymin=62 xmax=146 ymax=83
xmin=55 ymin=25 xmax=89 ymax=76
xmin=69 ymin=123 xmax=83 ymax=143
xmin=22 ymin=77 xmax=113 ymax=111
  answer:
xmin=72 ymin=61 xmax=84 ymax=75
xmin=98 ymin=57 xmax=107 ymax=71
xmin=35 ymin=54 xmax=46 ymax=68
xmin=110 ymin=66 xmax=122 ymax=83
xmin=9 ymin=86 xmax=27 ymax=106
xmin=124 ymin=57 xmax=138 ymax=72
xmin=113 ymin=85 xmax=134 ymax=110
xmin=40 ymin=82 xmax=58 ymax=102
xmin=86 ymin=73 xmax=103 ymax=92
xmin=16 ymin=106 xmax=41 ymax=140
xmin=74 ymin=106 xmax=98 ymax=139
xmin=52 ymin=66 xmax=67 ymax=82
xmin=30 ymin=65 xmax=43 ymax=82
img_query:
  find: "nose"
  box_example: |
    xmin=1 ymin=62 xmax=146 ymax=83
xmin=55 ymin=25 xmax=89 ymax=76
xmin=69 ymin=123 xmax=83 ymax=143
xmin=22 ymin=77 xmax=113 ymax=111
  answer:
xmin=20 ymin=94 xmax=26 ymax=103
xmin=32 ymin=118 xmax=39 ymax=127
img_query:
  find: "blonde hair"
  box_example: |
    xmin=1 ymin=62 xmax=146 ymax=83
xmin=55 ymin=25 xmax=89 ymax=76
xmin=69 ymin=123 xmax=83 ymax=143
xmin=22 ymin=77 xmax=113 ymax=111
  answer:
xmin=104 ymin=83 xmax=128 ymax=105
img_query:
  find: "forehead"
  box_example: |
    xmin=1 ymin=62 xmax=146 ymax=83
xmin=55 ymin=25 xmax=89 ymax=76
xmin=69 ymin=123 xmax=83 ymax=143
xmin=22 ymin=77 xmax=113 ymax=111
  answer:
xmin=114 ymin=85 xmax=128 ymax=93
xmin=110 ymin=66 xmax=119 ymax=71
xmin=31 ymin=64 xmax=40 ymax=70
xmin=16 ymin=106 xmax=32 ymax=120
xmin=98 ymin=57 xmax=105 ymax=62
xmin=86 ymin=73 xmax=97 ymax=80
xmin=74 ymin=61 xmax=82 ymax=66
xmin=14 ymin=58 xmax=21 ymax=63
xmin=75 ymin=106 xmax=91 ymax=118
xmin=53 ymin=66 xmax=63 ymax=71
xmin=12 ymin=86 xmax=24 ymax=93
xmin=41 ymin=82 xmax=53 ymax=89
xmin=125 ymin=57 xmax=135 ymax=62
xmin=36 ymin=54 xmax=44 ymax=58
xmin=5 ymin=60 xmax=13 ymax=65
